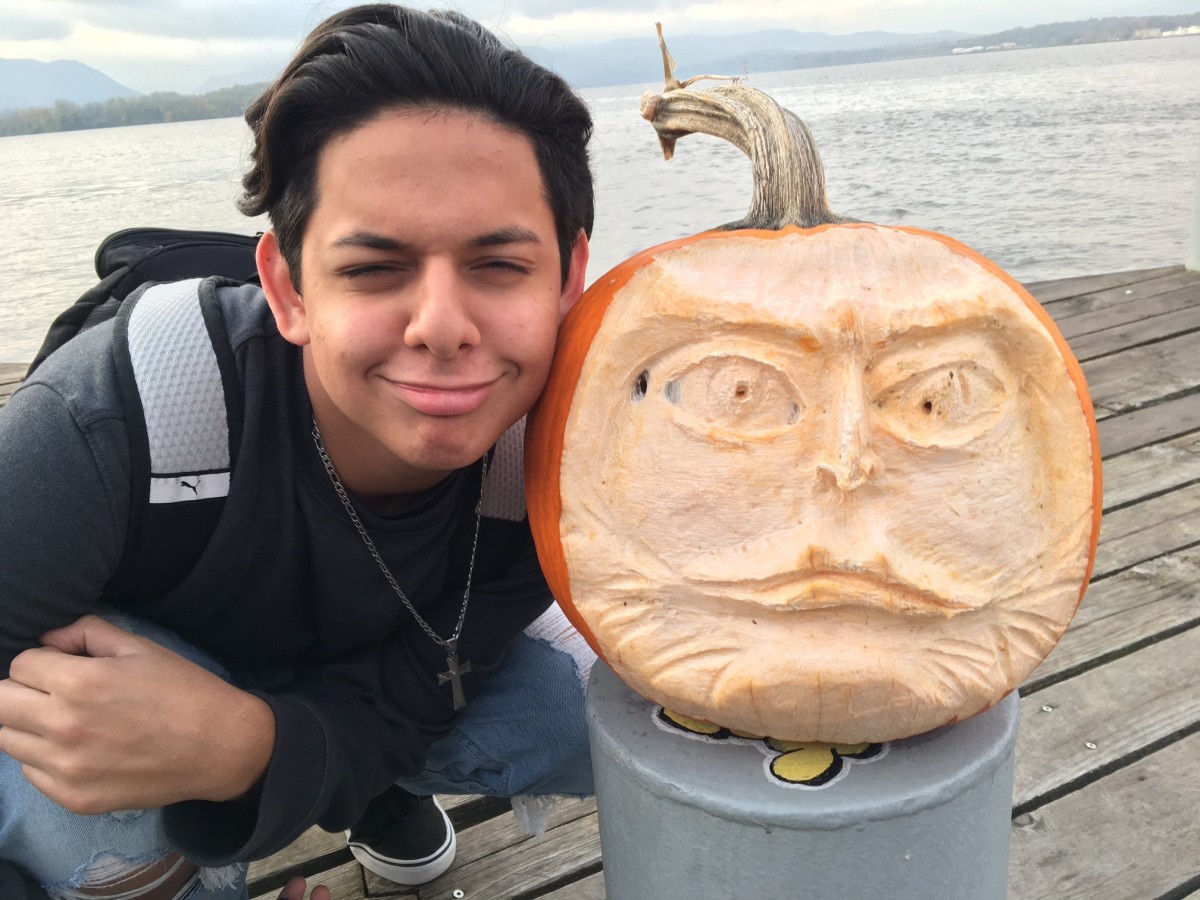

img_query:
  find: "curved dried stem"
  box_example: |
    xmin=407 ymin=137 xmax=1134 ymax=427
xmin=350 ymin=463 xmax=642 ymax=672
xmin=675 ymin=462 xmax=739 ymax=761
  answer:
xmin=641 ymin=23 xmax=848 ymax=231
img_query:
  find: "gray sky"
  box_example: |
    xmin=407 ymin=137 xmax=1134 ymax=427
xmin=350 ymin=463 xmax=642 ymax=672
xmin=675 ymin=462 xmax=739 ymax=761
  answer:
xmin=1 ymin=0 xmax=1195 ymax=93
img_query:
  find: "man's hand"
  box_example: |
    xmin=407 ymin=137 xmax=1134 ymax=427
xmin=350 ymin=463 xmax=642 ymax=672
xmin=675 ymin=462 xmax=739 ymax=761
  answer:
xmin=278 ymin=876 xmax=331 ymax=900
xmin=0 ymin=615 xmax=275 ymax=814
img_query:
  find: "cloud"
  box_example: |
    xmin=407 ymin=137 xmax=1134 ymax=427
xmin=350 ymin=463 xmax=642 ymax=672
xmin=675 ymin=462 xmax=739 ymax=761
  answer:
xmin=30 ymin=0 xmax=313 ymax=41
xmin=1 ymin=0 xmax=1197 ymax=93
xmin=0 ymin=11 xmax=72 ymax=41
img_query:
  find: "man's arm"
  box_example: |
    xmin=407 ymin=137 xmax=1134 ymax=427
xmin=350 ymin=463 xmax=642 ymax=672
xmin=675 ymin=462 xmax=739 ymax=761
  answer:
xmin=0 ymin=616 xmax=274 ymax=812
xmin=0 ymin=376 xmax=276 ymax=811
xmin=0 ymin=379 xmax=126 ymax=668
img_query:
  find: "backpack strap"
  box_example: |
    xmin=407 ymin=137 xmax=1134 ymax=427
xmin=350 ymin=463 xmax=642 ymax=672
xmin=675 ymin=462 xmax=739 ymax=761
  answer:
xmin=104 ymin=277 xmax=242 ymax=601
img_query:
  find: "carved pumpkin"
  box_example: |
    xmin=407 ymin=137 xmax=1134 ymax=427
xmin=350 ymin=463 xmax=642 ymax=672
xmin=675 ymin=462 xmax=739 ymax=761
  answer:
xmin=526 ymin=31 xmax=1102 ymax=744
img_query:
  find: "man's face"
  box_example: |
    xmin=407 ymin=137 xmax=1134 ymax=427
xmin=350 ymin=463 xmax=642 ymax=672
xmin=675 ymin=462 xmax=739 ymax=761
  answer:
xmin=557 ymin=226 xmax=1094 ymax=742
xmin=266 ymin=108 xmax=584 ymax=497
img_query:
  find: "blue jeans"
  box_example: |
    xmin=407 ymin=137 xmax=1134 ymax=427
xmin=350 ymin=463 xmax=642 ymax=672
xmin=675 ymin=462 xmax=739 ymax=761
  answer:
xmin=0 ymin=609 xmax=594 ymax=899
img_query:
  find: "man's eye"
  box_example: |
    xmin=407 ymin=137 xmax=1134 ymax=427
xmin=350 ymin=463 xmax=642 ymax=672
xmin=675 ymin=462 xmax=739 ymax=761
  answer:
xmin=871 ymin=362 xmax=1007 ymax=446
xmin=341 ymin=264 xmax=397 ymax=279
xmin=478 ymin=260 xmax=531 ymax=275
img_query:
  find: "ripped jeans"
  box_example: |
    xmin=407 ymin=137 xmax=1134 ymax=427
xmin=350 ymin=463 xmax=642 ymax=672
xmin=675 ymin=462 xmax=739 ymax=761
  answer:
xmin=0 ymin=607 xmax=595 ymax=900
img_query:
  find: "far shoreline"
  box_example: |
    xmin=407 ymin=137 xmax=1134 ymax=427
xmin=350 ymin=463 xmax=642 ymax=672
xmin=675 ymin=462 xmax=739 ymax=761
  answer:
xmin=3 ymin=21 xmax=1198 ymax=138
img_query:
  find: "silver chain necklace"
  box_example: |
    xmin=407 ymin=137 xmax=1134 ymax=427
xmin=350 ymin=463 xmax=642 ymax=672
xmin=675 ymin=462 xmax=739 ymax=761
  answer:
xmin=311 ymin=419 xmax=488 ymax=710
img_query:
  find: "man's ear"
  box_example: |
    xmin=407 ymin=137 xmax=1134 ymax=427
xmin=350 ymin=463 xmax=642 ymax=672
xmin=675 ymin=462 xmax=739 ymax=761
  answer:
xmin=257 ymin=231 xmax=310 ymax=346
xmin=558 ymin=230 xmax=590 ymax=321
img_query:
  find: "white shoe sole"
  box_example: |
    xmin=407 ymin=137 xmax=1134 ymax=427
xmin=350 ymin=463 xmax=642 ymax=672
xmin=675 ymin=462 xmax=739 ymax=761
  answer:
xmin=346 ymin=797 xmax=457 ymax=886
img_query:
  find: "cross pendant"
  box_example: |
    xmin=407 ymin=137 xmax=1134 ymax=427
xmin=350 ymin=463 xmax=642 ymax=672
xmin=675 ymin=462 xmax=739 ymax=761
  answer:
xmin=438 ymin=640 xmax=472 ymax=711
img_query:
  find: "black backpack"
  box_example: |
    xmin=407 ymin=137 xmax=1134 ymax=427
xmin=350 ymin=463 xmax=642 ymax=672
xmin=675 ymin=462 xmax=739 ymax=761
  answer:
xmin=29 ymin=227 xmax=260 ymax=600
xmin=29 ymin=227 xmax=260 ymax=375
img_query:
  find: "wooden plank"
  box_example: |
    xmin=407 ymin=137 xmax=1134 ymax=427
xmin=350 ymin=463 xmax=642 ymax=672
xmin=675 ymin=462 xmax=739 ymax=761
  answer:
xmin=247 ymin=794 xmax=500 ymax=888
xmin=1069 ymin=544 xmax=1200 ymax=633
xmin=1024 ymin=266 xmax=1180 ymax=305
xmin=0 ymin=362 xmax=24 ymax=409
xmin=249 ymin=861 xmax=372 ymax=900
xmin=538 ymin=870 xmax=608 ymax=899
xmin=1080 ymin=331 xmax=1200 ymax=416
xmin=361 ymin=798 xmax=597 ymax=897
xmin=248 ymin=827 xmax=346 ymax=885
xmin=1099 ymin=431 xmax=1200 ymax=509
xmin=454 ymin=797 xmax=595 ymax=870
xmin=1092 ymin=481 xmax=1200 ymax=578
xmin=1013 ymin=624 xmax=1200 ymax=811
xmin=1048 ymin=269 xmax=1200 ymax=333
xmin=397 ymin=813 xmax=602 ymax=900
xmin=1022 ymin=546 xmax=1200 ymax=691
xmin=1070 ymin=304 xmax=1200 ymax=362
xmin=1096 ymin=393 xmax=1200 ymax=458
xmin=1009 ymin=730 xmax=1200 ymax=899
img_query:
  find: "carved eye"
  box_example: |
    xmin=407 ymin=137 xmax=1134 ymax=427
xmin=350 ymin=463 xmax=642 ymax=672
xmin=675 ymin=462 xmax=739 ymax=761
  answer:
xmin=872 ymin=362 xmax=1006 ymax=446
xmin=661 ymin=355 xmax=802 ymax=440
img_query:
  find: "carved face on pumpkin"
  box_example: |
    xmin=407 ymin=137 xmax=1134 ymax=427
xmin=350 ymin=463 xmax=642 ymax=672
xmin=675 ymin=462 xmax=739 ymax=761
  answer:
xmin=544 ymin=224 xmax=1097 ymax=743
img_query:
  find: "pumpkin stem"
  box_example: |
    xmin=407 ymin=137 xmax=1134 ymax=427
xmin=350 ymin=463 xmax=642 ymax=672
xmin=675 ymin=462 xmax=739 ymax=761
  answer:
xmin=641 ymin=24 xmax=846 ymax=231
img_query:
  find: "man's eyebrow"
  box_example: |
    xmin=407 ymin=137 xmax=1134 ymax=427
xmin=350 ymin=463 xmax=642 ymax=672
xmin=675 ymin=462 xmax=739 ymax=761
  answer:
xmin=470 ymin=226 xmax=542 ymax=248
xmin=329 ymin=231 xmax=410 ymax=252
xmin=328 ymin=227 xmax=542 ymax=252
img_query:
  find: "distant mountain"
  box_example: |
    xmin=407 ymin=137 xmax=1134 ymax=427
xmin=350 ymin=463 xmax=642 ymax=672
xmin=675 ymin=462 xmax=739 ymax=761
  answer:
xmin=11 ymin=10 xmax=1198 ymax=125
xmin=195 ymin=64 xmax=282 ymax=95
xmin=522 ymin=29 xmax=972 ymax=87
xmin=191 ymin=28 xmax=971 ymax=97
xmin=0 ymin=59 xmax=138 ymax=112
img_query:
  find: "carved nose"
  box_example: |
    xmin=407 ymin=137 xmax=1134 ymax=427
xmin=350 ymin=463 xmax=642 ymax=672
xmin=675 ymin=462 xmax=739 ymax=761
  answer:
xmin=818 ymin=454 xmax=874 ymax=492
xmin=816 ymin=371 xmax=875 ymax=493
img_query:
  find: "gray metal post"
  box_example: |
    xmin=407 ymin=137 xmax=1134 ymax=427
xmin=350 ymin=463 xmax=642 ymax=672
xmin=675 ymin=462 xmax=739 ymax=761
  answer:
xmin=587 ymin=661 xmax=1019 ymax=900
xmin=1188 ymin=152 xmax=1200 ymax=271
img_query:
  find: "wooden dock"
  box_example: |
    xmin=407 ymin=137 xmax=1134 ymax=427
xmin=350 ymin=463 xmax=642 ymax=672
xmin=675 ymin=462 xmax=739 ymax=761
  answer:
xmin=2 ymin=263 xmax=1199 ymax=898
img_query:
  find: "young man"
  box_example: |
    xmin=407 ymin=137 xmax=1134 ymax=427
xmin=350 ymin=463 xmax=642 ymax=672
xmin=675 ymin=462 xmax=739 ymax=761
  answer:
xmin=0 ymin=5 xmax=595 ymax=898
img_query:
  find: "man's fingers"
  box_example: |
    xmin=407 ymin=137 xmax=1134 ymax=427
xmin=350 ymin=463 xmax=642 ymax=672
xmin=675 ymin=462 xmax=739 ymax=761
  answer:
xmin=7 ymin=644 xmax=110 ymax=696
xmin=0 ymin=713 xmax=50 ymax=764
xmin=39 ymin=614 xmax=147 ymax=658
xmin=0 ymin=675 xmax=51 ymax=734
xmin=277 ymin=876 xmax=331 ymax=900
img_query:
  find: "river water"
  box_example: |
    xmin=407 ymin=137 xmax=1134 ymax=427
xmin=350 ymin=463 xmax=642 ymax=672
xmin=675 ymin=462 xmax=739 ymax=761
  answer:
xmin=2 ymin=36 xmax=1198 ymax=362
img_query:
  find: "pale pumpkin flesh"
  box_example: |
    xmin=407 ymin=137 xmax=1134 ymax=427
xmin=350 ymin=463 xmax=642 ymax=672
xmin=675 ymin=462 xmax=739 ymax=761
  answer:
xmin=555 ymin=224 xmax=1095 ymax=743
xmin=527 ymin=30 xmax=1100 ymax=744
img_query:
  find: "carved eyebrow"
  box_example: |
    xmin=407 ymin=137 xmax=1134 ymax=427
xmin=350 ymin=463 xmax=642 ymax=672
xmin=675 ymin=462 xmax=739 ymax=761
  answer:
xmin=653 ymin=315 xmax=820 ymax=351
xmin=874 ymin=316 xmax=1000 ymax=347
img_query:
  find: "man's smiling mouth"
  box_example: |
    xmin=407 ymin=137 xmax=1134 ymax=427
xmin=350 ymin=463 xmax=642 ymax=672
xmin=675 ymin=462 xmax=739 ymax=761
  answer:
xmin=385 ymin=377 xmax=498 ymax=416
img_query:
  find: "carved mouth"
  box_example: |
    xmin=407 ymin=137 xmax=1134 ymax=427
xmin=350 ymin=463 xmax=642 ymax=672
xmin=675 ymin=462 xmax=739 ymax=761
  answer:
xmin=685 ymin=567 xmax=970 ymax=617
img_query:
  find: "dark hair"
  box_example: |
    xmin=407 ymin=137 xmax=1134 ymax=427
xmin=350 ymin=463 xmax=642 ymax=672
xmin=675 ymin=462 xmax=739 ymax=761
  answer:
xmin=239 ymin=4 xmax=594 ymax=287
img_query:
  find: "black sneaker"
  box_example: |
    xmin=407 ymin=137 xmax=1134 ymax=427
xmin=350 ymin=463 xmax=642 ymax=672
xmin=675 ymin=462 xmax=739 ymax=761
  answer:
xmin=346 ymin=787 xmax=457 ymax=885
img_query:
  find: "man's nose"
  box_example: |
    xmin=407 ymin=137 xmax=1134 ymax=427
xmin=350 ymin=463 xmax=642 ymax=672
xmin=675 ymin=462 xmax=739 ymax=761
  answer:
xmin=815 ymin=368 xmax=876 ymax=492
xmin=404 ymin=263 xmax=481 ymax=358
